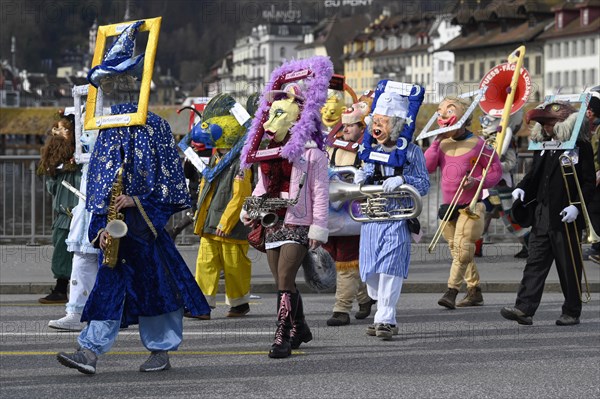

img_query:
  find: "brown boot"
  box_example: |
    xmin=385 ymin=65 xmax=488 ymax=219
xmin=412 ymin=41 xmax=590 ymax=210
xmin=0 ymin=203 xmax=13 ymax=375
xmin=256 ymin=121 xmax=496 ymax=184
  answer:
xmin=456 ymin=286 xmax=484 ymax=307
xmin=437 ymin=288 xmax=458 ymax=309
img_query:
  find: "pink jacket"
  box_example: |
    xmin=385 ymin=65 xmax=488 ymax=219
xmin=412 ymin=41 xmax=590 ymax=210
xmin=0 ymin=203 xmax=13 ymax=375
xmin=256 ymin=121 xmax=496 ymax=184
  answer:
xmin=243 ymin=144 xmax=330 ymax=243
xmin=424 ymin=134 xmax=502 ymax=205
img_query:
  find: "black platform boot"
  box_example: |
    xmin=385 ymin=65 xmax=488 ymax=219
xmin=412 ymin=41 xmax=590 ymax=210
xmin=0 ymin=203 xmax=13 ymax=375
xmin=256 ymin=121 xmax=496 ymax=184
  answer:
xmin=269 ymin=291 xmax=292 ymax=359
xmin=290 ymin=290 xmax=313 ymax=350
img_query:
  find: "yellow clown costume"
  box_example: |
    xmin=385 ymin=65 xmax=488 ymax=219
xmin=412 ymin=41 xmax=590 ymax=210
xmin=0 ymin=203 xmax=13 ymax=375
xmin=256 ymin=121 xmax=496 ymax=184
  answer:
xmin=192 ymin=104 xmax=253 ymax=316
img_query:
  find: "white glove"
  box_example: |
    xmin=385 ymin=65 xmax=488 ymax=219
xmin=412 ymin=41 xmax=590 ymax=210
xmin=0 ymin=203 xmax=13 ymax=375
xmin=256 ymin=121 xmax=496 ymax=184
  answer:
xmin=512 ymin=188 xmax=525 ymax=202
xmin=382 ymin=176 xmax=404 ymax=193
xmin=560 ymin=205 xmax=579 ymax=223
xmin=354 ymin=169 xmax=367 ymax=185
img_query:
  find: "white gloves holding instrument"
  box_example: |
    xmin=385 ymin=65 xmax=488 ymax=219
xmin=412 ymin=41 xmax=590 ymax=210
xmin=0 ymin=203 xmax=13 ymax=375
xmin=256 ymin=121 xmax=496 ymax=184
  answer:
xmin=382 ymin=176 xmax=404 ymax=193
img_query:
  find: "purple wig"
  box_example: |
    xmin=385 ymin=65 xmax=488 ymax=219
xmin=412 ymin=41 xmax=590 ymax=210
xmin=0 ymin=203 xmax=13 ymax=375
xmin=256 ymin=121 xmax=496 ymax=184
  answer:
xmin=240 ymin=56 xmax=333 ymax=170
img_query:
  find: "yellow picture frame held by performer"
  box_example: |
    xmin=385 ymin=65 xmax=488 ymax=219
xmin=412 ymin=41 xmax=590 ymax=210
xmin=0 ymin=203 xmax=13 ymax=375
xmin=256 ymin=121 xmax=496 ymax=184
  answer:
xmin=84 ymin=17 xmax=161 ymax=130
xmin=56 ymin=17 xmax=211 ymax=375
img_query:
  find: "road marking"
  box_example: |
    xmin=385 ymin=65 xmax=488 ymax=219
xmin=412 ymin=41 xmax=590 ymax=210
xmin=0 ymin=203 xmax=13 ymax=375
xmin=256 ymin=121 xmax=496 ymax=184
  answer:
xmin=1 ymin=331 xmax=275 ymax=336
xmin=0 ymin=350 xmax=304 ymax=356
xmin=0 ymin=301 xmax=263 ymax=307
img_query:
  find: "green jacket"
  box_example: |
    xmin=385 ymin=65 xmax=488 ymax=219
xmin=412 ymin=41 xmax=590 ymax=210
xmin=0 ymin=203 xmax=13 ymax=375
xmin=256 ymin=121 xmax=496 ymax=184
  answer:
xmin=46 ymin=166 xmax=82 ymax=230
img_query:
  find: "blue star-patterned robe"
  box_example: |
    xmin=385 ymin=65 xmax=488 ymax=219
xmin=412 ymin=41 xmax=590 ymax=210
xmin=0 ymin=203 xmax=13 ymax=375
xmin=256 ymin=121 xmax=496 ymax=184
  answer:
xmin=83 ymin=103 xmax=210 ymax=326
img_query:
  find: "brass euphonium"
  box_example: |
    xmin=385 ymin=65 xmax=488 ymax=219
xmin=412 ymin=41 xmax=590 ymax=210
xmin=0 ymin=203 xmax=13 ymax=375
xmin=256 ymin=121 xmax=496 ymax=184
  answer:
xmin=329 ymin=166 xmax=423 ymax=222
xmin=102 ymin=165 xmax=128 ymax=268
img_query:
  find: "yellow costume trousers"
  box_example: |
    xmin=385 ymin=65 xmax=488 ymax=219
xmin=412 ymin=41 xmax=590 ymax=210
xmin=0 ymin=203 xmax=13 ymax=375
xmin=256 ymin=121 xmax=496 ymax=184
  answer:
xmin=442 ymin=202 xmax=485 ymax=290
xmin=195 ymin=236 xmax=251 ymax=308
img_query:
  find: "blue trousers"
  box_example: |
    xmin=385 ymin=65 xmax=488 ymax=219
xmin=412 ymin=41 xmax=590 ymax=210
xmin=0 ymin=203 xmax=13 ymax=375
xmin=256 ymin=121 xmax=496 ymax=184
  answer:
xmin=78 ymin=307 xmax=184 ymax=356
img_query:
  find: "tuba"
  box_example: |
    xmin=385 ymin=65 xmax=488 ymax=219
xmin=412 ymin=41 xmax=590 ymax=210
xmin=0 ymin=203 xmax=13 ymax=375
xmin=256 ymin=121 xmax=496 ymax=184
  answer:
xmin=329 ymin=166 xmax=422 ymax=222
xmin=102 ymin=165 xmax=128 ymax=268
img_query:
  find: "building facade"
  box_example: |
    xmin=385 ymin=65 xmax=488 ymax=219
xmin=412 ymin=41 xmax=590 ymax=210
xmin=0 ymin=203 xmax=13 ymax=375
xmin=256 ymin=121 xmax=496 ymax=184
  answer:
xmin=539 ymin=1 xmax=600 ymax=96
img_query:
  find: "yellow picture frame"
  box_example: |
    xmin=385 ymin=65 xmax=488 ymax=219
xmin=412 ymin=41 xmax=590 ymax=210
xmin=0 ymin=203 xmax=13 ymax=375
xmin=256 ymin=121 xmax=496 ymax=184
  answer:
xmin=84 ymin=17 xmax=162 ymax=130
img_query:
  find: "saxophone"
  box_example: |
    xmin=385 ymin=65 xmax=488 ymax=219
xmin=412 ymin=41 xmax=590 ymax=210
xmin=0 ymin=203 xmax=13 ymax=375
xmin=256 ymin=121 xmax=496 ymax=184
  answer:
xmin=102 ymin=165 xmax=128 ymax=268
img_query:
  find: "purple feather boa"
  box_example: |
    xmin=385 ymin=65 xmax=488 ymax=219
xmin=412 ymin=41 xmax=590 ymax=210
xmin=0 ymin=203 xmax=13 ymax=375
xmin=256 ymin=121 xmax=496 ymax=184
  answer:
xmin=240 ymin=56 xmax=333 ymax=170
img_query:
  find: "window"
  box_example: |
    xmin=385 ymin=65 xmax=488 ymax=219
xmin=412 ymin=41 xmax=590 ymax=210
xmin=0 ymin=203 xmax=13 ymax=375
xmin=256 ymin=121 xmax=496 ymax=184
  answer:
xmin=557 ymin=12 xmax=563 ymax=29
xmin=571 ymin=41 xmax=577 ymax=56
xmin=479 ymin=61 xmax=485 ymax=78
xmin=280 ymin=46 xmax=286 ymax=58
xmin=548 ymin=44 xmax=553 ymax=58
xmin=469 ymin=62 xmax=474 ymax=81
xmin=489 ymin=60 xmax=495 ymax=70
xmin=591 ymin=68 xmax=597 ymax=83
xmin=572 ymin=70 xmax=577 ymax=86
xmin=523 ymin=57 xmax=529 ymax=70
xmin=547 ymin=72 xmax=553 ymax=87
xmin=555 ymin=42 xmax=560 ymax=57
xmin=591 ymin=38 xmax=597 ymax=55
xmin=582 ymin=70 xmax=587 ymax=86
xmin=535 ymin=56 xmax=542 ymax=75
xmin=563 ymin=42 xmax=569 ymax=57
xmin=439 ymin=60 xmax=444 ymax=71
xmin=583 ymin=9 xmax=589 ymax=26
xmin=459 ymin=64 xmax=465 ymax=81
xmin=555 ymin=71 xmax=561 ymax=86
xmin=564 ymin=71 xmax=569 ymax=86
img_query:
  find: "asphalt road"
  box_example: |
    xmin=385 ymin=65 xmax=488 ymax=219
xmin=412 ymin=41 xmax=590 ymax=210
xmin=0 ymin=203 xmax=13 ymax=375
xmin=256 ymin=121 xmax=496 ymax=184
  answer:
xmin=1 ymin=292 xmax=599 ymax=399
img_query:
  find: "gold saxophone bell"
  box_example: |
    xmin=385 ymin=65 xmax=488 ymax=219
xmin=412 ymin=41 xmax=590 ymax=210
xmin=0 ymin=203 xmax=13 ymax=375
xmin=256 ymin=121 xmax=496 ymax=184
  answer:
xmin=558 ymin=153 xmax=596 ymax=303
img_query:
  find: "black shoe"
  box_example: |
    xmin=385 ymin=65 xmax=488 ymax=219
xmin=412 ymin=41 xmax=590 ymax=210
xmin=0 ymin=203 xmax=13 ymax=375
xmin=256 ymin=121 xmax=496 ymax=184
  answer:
xmin=39 ymin=290 xmax=68 ymax=304
xmin=500 ymin=307 xmax=533 ymax=325
xmin=555 ymin=314 xmax=580 ymax=326
xmin=326 ymin=312 xmax=350 ymax=326
xmin=438 ymin=288 xmax=458 ymax=309
xmin=227 ymin=303 xmax=250 ymax=317
xmin=355 ymin=299 xmax=376 ymax=320
xmin=290 ymin=321 xmax=312 ymax=349
xmin=184 ymin=311 xmax=210 ymax=320
xmin=514 ymin=247 xmax=529 ymax=259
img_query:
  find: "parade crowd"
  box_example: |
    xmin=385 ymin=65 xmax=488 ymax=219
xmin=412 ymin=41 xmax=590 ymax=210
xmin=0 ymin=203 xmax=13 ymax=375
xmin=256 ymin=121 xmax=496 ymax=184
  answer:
xmin=32 ymin=20 xmax=599 ymax=375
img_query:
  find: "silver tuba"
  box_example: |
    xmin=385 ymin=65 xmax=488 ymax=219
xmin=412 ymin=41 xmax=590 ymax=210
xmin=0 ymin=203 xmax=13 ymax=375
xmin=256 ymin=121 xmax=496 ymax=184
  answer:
xmin=329 ymin=166 xmax=422 ymax=222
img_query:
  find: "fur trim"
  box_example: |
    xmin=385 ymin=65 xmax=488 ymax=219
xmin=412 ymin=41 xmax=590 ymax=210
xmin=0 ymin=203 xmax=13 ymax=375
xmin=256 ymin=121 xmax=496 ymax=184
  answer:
xmin=530 ymin=112 xmax=580 ymax=143
xmin=308 ymin=224 xmax=329 ymax=244
xmin=240 ymin=56 xmax=334 ymax=169
xmin=336 ymin=260 xmax=359 ymax=271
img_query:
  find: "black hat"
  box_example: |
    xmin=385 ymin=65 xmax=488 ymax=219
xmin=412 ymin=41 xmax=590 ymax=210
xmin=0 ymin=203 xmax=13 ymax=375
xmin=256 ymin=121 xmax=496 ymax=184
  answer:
xmin=510 ymin=198 xmax=535 ymax=228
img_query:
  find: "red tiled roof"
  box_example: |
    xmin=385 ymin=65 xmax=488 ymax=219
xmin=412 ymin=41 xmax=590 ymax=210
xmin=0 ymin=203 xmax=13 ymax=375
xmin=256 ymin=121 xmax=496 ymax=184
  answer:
xmin=538 ymin=11 xmax=600 ymax=39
